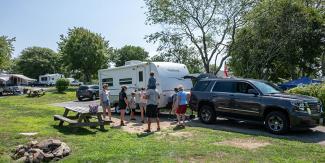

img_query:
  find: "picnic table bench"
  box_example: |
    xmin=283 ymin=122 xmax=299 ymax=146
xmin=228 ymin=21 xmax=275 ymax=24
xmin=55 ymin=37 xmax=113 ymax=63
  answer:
xmin=54 ymin=106 xmax=110 ymax=130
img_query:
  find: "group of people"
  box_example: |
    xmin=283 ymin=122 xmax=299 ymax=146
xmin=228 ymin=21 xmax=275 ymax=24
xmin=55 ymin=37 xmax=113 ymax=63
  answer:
xmin=99 ymin=72 xmax=189 ymax=132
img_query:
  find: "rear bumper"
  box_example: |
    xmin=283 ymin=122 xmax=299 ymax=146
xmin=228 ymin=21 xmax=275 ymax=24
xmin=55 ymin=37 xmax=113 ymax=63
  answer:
xmin=290 ymin=112 xmax=322 ymax=129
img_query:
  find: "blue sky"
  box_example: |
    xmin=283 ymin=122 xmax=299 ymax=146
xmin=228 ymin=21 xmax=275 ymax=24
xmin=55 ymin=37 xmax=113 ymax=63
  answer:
xmin=0 ymin=0 xmax=161 ymax=58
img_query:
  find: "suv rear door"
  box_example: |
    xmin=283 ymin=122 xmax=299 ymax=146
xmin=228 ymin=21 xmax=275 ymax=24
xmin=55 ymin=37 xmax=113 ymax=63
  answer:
xmin=232 ymin=81 xmax=262 ymax=119
xmin=211 ymin=81 xmax=236 ymax=115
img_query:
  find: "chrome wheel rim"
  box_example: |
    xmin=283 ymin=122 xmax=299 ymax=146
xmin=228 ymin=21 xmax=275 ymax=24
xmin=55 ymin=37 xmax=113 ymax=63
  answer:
xmin=268 ymin=115 xmax=284 ymax=131
xmin=201 ymin=109 xmax=211 ymax=122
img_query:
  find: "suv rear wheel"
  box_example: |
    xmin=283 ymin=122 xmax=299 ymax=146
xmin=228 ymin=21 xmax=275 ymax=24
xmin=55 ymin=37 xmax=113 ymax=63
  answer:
xmin=199 ymin=105 xmax=216 ymax=124
xmin=265 ymin=111 xmax=288 ymax=134
xmin=91 ymin=94 xmax=96 ymax=101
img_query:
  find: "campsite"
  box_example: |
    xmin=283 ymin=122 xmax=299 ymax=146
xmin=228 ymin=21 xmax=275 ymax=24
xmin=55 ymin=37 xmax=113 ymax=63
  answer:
xmin=0 ymin=0 xmax=324 ymax=162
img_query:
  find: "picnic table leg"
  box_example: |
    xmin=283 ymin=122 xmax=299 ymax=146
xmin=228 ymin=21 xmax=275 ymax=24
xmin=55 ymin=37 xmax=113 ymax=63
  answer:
xmin=97 ymin=113 xmax=105 ymax=130
xmin=59 ymin=109 xmax=69 ymax=127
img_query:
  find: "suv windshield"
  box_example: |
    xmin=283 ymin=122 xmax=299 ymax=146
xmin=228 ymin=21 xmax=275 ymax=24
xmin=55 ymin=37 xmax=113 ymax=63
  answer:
xmin=250 ymin=80 xmax=281 ymax=94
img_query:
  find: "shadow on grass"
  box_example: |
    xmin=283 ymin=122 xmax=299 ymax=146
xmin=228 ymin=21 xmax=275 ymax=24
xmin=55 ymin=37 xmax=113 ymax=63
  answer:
xmin=186 ymin=118 xmax=325 ymax=144
xmin=52 ymin=125 xmax=97 ymax=135
xmin=137 ymin=132 xmax=154 ymax=138
xmin=173 ymin=125 xmax=185 ymax=131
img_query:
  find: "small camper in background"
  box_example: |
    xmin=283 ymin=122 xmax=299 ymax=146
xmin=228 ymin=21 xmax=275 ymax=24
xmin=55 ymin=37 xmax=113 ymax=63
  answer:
xmin=38 ymin=73 xmax=64 ymax=86
xmin=98 ymin=60 xmax=193 ymax=109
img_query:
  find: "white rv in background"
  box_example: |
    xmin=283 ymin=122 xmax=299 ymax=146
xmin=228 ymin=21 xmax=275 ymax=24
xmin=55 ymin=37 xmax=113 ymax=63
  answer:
xmin=98 ymin=61 xmax=193 ymax=108
xmin=39 ymin=73 xmax=64 ymax=86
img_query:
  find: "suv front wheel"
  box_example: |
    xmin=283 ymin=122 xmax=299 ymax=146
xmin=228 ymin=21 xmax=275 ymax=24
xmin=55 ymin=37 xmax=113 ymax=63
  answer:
xmin=265 ymin=111 xmax=288 ymax=134
xmin=199 ymin=105 xmax=216 ymax=124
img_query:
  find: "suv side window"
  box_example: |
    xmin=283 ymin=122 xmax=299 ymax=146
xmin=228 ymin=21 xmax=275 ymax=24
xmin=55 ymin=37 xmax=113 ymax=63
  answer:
xmin=235 ymin=82 xmax=254 ymax=94
xmin=192 ymin=81 xmax=211 ymax=91
xmin=91 ymin=86 xmax=99 ymax=89
xmin=212 ymin=81 xmax=236 ymax=93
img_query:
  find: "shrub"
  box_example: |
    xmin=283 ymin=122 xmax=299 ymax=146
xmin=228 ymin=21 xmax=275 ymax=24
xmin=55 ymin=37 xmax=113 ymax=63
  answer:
xmin=56 ymin=78 xmax=70 ymax=93
xmin=286 ymin=83 xmax=325 ymax=105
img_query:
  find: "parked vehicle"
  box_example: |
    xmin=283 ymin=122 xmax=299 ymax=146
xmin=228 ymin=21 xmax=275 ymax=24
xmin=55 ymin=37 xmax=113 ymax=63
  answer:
xmin=66 ymin=78 xmax=84 ymax=86
xmin=98 ymin=60 xmax=193 ymax=108
xmin=76 ymin=85 xmax=99 ymax=101
xmin=190 ymin=78 xmax=323 ymax=134
xmin=0 ymin=85 xmax=22 ymax=95
xmin=39 ymin=74 xmax=64 ymax=86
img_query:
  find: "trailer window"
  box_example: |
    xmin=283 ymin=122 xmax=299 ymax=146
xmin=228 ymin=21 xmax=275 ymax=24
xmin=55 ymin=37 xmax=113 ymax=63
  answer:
xmin=139 ymin=71 xmax=143 ymax=82
xmin=119 ymin=78 xmax=132 ymax=85
xmin=102 ymin=78 xmax=113 ymax=86
xmin=41 ymin=77 xmax=47 ymax=81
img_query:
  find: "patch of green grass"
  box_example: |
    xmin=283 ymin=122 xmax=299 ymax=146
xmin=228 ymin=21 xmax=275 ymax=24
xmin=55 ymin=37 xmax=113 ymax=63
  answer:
xmin=0 ymin=90 xmax=324 ymax=162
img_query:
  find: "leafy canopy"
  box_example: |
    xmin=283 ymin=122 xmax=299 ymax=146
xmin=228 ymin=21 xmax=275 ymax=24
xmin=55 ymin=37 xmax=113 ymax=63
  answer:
xmin=229 ymin=0 xmax=324 ymax=82
xmin=58 ymin=27 xmax=111 ymax=82
xmin=0 ymin=36 xmax=15 ymax=71
xmin=111 ymin=45 xmax=149 ymax=67
xmin=15 ymin=47 xmax=61 ymax=79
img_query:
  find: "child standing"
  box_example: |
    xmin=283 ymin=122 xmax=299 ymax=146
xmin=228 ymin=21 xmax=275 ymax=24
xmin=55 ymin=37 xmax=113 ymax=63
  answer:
xmin=129 ymin=92 xmax=137 ymax=121
xmin=139 ymin=88 xmax=147 ymax=123
xmin=176 ymin=85 xmax=188 ymax=127
xmin=100 ymin=84 xmax=111 ymax=121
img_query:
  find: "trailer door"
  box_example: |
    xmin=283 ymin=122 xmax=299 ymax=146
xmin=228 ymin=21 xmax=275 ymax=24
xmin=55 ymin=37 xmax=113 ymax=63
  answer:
xmin=136 ymin=67 xmax=146 ymax=90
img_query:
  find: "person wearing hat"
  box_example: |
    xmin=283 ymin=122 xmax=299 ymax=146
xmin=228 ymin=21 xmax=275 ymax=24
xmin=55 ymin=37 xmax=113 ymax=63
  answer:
xmin=119 ymin=86 xmax=128 ymax=126
xmin=176 ymin=85 xmax=188 ymax=127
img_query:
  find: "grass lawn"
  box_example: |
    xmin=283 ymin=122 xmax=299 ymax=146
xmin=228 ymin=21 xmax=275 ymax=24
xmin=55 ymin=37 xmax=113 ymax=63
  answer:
xmin=0 ymin=90 xmax=325 ymax=162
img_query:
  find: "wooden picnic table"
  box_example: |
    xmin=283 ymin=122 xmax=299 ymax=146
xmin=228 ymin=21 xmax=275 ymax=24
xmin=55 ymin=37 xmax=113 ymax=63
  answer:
xmin=54 ymin=106 xmax=110 ymax=130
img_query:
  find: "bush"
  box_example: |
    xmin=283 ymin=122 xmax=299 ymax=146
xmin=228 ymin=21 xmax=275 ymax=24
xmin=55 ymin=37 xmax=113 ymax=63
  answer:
xmin=56 ymin=78 xmax=70 ymax=93
xmin=286 ymin=83 xmax=325 ymax=105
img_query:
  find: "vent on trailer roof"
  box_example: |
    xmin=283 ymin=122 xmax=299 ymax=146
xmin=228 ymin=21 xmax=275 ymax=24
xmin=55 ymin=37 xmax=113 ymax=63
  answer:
xmin=125 ymin=60 xmax=143 ymax=66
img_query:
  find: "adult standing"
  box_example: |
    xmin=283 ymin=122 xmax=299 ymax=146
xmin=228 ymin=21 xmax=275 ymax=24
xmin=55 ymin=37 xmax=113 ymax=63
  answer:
xmin=139 ymin=88 xmax=147 ymax=123
xmin=144 ymin=88 xmax=160 ymax=132
xmin=176 ymin=85 xmax=188 ymax=127
xmin=119 ymin=86 xmax=128 ymax=126
xmin=100 ymin=84 xmax=111 ymax=121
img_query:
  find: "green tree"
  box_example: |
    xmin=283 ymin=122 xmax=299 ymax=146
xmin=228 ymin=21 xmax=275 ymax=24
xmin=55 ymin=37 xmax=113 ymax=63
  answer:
xmin=15 ymin=47 xmax=61 ymax=79
xmin=150 ymin=35 xmax=203 ymax=73
xmin=229 ymin=0 xmax=324 ymax=82
xmin=111 ymin=45 xmax=149 ymax=67
xmin=145 ymin=0 xmax=254 ymax=74
xmin=0 ymin=36 xmax=15 ymax=71
xmin=58 ymin=27 xmax=111 ymax=82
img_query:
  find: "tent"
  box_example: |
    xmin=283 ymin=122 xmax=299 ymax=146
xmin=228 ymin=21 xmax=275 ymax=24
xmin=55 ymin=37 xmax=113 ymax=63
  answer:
xmin=278 ymin=77 xmax=322 ymax=90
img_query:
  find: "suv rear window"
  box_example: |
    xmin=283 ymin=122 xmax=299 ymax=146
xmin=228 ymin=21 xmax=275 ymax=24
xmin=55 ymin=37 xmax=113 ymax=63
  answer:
xmin=212 ymin=81 xmax=236 ymax=93
xmin=78 ymin=86 xmax=89 ymax=90
xmin=192 ymin=81 xmax=211 ymax=91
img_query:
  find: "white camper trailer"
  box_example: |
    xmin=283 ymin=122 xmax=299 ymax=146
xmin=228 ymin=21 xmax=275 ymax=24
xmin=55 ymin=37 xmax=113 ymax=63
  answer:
xmin=39 ymin=73 xmax=64 ymax=86
xmin=98 ymin=61 xmax=193 ymax=108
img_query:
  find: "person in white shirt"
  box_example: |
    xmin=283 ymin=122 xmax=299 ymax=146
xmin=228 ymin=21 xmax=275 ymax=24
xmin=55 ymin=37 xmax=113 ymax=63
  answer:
xmin=100 ymin=84 xmax=111 ymax=121
xmin=139 ymin=88 xmax=147 ymax=123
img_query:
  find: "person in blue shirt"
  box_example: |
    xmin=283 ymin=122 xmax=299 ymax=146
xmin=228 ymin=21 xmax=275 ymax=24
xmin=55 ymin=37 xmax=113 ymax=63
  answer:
xmin=147 ymin=72 xmax=156 ymax=89
xmin=176 ymin=85 xmax=188 ymax=127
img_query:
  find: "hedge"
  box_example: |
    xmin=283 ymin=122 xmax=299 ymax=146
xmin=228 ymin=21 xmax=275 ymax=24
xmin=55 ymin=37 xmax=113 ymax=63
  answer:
xmin=56 ymin=78 xmax=70 ymax=93
xmin=286 ymin=83 xmax=325 ymax=105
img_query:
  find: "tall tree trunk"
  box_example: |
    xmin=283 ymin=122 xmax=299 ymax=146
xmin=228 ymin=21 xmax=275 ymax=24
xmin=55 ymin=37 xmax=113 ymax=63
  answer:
xmin=322 ymin=53 xmax=325 ymax=77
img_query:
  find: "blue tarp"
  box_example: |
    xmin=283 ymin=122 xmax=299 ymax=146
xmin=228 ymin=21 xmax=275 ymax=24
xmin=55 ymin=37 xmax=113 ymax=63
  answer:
xmin=278 ymin=77 xmax=322 ymax=90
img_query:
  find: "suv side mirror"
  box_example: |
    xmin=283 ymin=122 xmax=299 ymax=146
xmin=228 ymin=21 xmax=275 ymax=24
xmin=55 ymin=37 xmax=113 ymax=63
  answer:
xmin=248 ymin=89 xmax=258 ymax=95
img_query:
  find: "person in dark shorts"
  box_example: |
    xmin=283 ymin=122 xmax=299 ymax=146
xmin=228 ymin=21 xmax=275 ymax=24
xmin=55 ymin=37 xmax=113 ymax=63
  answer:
xmin=144 ymin=89 xmax=160 ymax=132
xmin=119 ymin=86 xmax=128 ymax=126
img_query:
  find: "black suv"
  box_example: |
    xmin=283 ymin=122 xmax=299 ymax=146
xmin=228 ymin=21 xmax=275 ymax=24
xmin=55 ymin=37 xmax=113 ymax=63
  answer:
xmin=190 ymin=78 xmax=323 ymax=134
xmin=76 ymin=85 xmax=99 ymax=101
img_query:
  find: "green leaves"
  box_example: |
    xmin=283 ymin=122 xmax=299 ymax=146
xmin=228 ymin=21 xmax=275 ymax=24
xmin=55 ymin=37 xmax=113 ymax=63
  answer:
xmin=111 ymin=45 xmax=149 ymax=67
xmin=58 ymin=27 xmax=112 ymax=82
xmin=15 ymin=47 xmax=61 ymax=79
xmin=229 ymin=0 xmax=324 ymax=82
xmin=0 ymin=36 xmax=15 ymax=71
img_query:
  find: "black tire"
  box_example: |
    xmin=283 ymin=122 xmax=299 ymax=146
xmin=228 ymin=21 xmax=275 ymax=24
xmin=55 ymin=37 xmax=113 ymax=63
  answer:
xmin=91 ymin=94 xmax=96 ymax=101
xmin=265 ymin=111 xmax=289 ymax=134
xmin=199 ymin=105 xmax=216 ymax=124
xmin=78 ymin=97 xmax=83 ymax=101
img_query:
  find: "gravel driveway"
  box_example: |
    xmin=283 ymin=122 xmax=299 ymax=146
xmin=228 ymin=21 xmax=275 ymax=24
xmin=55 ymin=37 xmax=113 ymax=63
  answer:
xmin=51 ymin=100 xmax=325 ymax=145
